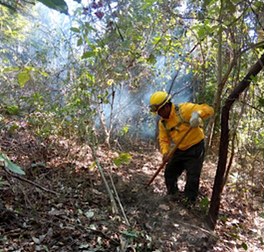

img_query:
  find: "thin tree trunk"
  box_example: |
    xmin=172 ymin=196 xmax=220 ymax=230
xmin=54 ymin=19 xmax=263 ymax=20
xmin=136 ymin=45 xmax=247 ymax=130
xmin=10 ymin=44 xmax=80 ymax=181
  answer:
xmin=206 ymin=59 xmax=236 ymax=150
xmin=206 ymin=0 xmax=223 ymax=150
xmin=206 ymin=53 xmax=264 ymax=230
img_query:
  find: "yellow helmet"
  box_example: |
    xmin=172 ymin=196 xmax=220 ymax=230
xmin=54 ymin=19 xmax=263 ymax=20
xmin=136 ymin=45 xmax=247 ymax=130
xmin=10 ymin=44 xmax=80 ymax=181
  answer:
xmin=149 ymin=91 xmax=171 ymax=112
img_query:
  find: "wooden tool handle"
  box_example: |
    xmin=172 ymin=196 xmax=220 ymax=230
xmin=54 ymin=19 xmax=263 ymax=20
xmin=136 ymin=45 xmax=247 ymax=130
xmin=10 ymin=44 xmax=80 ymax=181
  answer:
xmin=145 ymin=127 xmax=192 ymax=187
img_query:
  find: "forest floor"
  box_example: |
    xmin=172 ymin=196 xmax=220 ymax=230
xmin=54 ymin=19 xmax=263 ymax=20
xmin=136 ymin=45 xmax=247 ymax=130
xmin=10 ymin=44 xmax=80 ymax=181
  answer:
xmin=0 ymin=123 xmax=263 ymax=252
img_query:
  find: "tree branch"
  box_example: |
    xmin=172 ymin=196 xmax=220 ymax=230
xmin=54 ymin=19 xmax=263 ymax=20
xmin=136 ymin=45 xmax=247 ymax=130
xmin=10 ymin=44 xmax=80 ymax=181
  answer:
xmin=206 ymin=53 xmax=264 ymax=230
xmin=3 ymin=167 xmax=58 ymax=195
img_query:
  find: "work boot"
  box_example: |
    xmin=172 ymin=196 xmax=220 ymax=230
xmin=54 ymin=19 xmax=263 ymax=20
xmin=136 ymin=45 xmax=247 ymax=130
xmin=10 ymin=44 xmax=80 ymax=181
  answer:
xmin=167 ymin=186 xmax=178 ymax=195
xmin=162 ymin=187 xmax=178 ymax=202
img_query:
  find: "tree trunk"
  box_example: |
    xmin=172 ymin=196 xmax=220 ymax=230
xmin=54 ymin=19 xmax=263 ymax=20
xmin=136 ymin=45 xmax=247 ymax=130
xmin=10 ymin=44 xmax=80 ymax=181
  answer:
xmin=206 ymin=5 xmax=223 ymax=150
xmin=206 ymin=0 xmax=223 ymax=151
xmin=206 ymin=53 xmax=264 ymax=230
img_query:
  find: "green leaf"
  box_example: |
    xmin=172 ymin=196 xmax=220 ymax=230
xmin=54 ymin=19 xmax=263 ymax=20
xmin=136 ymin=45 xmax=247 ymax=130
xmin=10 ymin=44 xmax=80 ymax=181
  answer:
xmin=70 ymin=27 xmax=80 ymax=33
xmin=225 ymin=1 xmax=236 ymax=13
xmin=241 ymin=242 xmax=248 ymax=251
xmin=199 ymin=196 xmax=210 ymax=212
xmin=0 ymin=153 xmax=25 ymax=175
xmin=147 ymin=54 xmax=157 ymax=64
xmin=77 ymin=38 xmax=83 ymax=46
xmin=2 ymin=66 xmax=20 ymax=72
xmin=6 ymin=105 xmax=20 ymax=115
xmin=17 ymin=70 xmax=30 ymax=87
xmin=37 ymin=0 xmax=68 ymax=15
xmin=258 ymin=97 xmax=264 ymax=107
xmin=39 ymin=71 xmax=49 ymax=77
xmin=113 ymin=153 xmax=132 ymax=166
xmin=249 ymin=74 xmax=258 ymax=82
xmin=120 ymin=230 xmax=138 ymax=238
xmin=142 ymin=0 xmax=156 ymax=9
xmin=120 ymin=125 xmax=130 ymax=135
xmin=82 ymin=51 xmax=95 ymax=59
xmin=197 ymin=26 xmax=206 ymax=38
xmin=0 ymin=1 xmax=17 ymax=11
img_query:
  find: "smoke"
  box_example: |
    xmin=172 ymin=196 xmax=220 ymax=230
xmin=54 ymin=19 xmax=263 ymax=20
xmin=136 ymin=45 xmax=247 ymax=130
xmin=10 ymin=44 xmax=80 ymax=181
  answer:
xmin=101 ymin=55 xmax=193 ymax=141
xmin=27 ymin=3 xmax=193 ymax=142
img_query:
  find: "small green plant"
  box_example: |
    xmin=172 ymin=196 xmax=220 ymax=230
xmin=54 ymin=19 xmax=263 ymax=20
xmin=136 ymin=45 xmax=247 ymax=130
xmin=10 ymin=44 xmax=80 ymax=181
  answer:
xmin=199 ymin=196 xmax=210 ymax=214
xmin=5 ymin=105 xmax=20 ymax=116
xmin=240 ymin=242 xmax=248 ymax=251
xmin=120 ymin=229 xmax=139 ymax=238
xmin=0 ymin=153 xmax=25 ymax=175
xmin=119 ymin=124 xmax=130 ymax=136
xmin=113 ymin=152 xmax=132 ymax=166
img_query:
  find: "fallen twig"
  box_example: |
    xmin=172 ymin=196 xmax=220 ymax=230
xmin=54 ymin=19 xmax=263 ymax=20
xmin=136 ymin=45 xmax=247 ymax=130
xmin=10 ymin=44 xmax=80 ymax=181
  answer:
xmin=3 ymin=167 xmax=59 ymax=195
xmin=174 ymin=218 xmax=218 ymax=239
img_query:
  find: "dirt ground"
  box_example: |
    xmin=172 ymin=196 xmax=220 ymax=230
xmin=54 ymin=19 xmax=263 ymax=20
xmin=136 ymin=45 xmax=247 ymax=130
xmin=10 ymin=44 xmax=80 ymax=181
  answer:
xmin=0 ymin=128 xmax=263 ymax=251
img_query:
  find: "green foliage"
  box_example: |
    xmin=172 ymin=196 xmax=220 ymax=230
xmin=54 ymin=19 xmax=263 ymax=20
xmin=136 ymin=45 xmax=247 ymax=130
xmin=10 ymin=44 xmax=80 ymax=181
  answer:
xmin=27 ymin=111 xmax=56 ymax=137
xmin=1 ymin=0 xmax=264 ymax=152
xmin=2 ymin=66 xmax=49 ymax=88
xmin=37 ymin=0 xmax=68 ymax=14
xmin=6 ymin=122 xmax=20 ymax=135
xmin=120 ymin=229 xmax=138 ymax=238
xmin=240 ymin=242 xmax=248 ymax=251
xmin=21 ymin=92 xmax=45 ymax=112
xmin=25 ymin=79 xmax=97 ymax=140
xmin=4 ymin=105 xmax=20 ymax=116
xmin=17 ymin=70 xmax=31 ymax=87
xmin=0 ymin=3 xmax=263 ymax=244
xmin=0 ymin=0 xmax=81 ymax=14
xmin=0 ymin=153 xmax=25 ymax=175
xmin=119 ymin=125 xmax=130 ymax=136
xmin=113 ymin=153 xmax=132 ymax=166
xmin=0 ymin=5 xmax=27 ymax=41
xmin=196 ymin=79 xmax=215 ymax=105
xmin=26 ymin=105 xmax=94 ymax=140
xmin=0 ymin=0 xmax=19 ymax=11
xmin=257 ymin=97 xmax=264 ymax=107
xmin=199 ymin=196 xmax=210 ymax=214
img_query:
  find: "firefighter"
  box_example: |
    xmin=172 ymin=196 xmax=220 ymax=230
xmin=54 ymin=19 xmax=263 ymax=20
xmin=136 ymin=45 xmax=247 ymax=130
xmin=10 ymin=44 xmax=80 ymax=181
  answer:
xmin=149 ymin=91 xmax=214 ymax=204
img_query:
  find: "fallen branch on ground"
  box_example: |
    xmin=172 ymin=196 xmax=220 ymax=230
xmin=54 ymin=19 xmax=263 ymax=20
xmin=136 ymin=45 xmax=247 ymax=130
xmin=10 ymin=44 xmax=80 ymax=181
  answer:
xmin=3 ymin=166 xmax=59 ymax=195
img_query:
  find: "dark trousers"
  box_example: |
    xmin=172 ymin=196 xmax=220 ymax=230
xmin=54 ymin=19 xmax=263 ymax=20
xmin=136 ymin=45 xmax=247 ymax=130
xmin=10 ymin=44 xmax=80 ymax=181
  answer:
xmin=164 ymin=140 xmax=205 ymax=202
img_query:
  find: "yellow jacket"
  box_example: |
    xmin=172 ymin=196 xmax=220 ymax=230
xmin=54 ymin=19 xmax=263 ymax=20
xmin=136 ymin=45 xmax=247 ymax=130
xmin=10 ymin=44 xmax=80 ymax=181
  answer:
xmin=158 ymin=103 xmax=214 ymax=155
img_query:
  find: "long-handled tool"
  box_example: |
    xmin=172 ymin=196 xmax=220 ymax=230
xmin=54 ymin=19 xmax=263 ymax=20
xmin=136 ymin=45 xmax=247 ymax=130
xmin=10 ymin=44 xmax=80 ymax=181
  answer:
xmin=145 ymin=127 xmax=192 ymax=187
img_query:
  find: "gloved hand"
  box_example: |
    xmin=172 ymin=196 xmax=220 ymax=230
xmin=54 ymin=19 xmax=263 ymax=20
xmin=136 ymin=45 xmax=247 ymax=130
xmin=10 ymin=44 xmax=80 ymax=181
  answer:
xmin=189 ymin=112 xmax=201 ymax=128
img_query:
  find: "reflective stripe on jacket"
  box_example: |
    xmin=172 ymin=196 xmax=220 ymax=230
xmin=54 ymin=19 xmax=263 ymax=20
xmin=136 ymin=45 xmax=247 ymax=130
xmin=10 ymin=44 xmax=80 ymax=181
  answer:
xmin=158 ymin=103 xmax=214 ymax=155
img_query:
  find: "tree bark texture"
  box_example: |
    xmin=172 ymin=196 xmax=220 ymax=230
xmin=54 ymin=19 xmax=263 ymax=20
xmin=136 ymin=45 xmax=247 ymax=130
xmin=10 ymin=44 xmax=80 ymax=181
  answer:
xmin=206 ymin=53 xmax=264 ymax=230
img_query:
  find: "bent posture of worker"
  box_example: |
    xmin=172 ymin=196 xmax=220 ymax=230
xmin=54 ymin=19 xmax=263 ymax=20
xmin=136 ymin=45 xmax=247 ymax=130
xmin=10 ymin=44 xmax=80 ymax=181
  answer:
xmin=149 ymin=91 xmax=214 ymax=204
